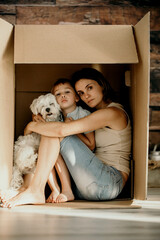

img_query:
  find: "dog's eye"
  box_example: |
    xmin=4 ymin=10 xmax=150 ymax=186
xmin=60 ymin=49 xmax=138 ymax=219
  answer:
xmin=50 ymin=103 xmax=55 ymax=106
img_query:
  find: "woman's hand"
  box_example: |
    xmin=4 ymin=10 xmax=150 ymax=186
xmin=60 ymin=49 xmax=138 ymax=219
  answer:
xmin=32 ymin=114 xmax=45 ymax=123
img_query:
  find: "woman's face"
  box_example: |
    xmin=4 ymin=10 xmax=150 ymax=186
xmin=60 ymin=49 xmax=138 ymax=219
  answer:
xmin=75 ymin=79 xmax=104 ymax=109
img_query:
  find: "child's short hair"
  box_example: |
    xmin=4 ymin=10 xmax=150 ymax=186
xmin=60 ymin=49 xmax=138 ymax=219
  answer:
xmin=51 ymin=78 xmax=71 ymax=94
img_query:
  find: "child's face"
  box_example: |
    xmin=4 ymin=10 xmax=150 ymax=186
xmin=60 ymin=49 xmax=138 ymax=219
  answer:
xmin=53 ymin=83 xmax=79 ymax=111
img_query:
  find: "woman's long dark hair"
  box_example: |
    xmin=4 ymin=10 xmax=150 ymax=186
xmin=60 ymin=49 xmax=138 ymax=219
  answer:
xmin=71 ymin=68 xmax=116 ymax=103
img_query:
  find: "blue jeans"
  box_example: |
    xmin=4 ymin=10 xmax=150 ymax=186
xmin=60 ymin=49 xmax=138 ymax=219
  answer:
xmin=60 ymin=135 xmax=123 ymax=201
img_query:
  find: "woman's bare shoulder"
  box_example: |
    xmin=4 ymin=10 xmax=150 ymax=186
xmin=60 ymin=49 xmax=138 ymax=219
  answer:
xmin=89 ymin=107 xmax=128 ymax=130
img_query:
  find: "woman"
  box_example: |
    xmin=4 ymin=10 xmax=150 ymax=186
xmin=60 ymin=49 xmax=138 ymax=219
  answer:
xmin=2 ymin=68 xmax=131 ymax=208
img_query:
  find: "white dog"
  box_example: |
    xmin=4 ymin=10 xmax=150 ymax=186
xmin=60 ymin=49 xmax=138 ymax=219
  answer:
xmin=10 ymin=93 xmax=62 ymax=190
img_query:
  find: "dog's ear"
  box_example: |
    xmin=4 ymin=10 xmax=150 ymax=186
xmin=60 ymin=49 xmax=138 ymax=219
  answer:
xmin=59 ymin=112 xmax=64 ymax=122
xmin=30 ymin=99 xmax=38 ymax=115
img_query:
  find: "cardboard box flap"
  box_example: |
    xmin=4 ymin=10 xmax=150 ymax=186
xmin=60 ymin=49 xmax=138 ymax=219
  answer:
xmin=0 ymin=18 xmax=14 ymax=189
xmin=14 ymin=25 xmax=138 ymax=64
xmin=0 ymin=18 xmax=13 ymax=60
xmin=131 ymin=13 xmax=150 ymax=200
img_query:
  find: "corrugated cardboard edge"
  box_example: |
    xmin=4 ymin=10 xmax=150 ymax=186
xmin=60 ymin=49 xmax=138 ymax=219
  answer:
xmin=0 ymin=18 xmax=14 ymax=189
xmin=131 ymin=12 xmax=150 ymax=200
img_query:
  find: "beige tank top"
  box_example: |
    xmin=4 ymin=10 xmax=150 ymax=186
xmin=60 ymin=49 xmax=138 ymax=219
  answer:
xmin=95 ymin=102 xmax=131 ymax=175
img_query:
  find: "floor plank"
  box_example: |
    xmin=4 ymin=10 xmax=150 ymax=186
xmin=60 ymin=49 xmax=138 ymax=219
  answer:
xmin=0 ymin=188 xmax=160 ymax=240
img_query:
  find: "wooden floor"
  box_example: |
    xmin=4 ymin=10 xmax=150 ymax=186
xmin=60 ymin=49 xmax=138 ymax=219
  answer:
xmin=0 ymin=188 xmax=160 ymax=240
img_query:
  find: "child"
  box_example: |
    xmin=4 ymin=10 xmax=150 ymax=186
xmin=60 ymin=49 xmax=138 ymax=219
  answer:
xmin=46 ymin=78 xmax=95 ymax=203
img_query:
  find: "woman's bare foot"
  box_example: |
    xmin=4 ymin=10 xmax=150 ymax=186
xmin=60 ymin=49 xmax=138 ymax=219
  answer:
xmin=0 ymin=186 xmax=28 ymax=204
xmin=56 ymin=191 xmax=74 ymax=203
xmin=0 ymin=189 xmax=19 ymax=203
xmin=46 ymin=189 xmax=60 ymax=203
xmin=1 ymin=187 xmax=45 ymax=208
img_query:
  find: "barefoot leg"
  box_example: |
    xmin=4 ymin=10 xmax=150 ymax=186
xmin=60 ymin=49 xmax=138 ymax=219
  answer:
xmin=22 ymin=173 xmax=34 ymax=189
xmin=46 ymin=168 xmax=60 ymax=203
xmin=0 ymin=173 xmax=34 ymax=203
xmin=55 ymin=154 xmax=74 ymax=203
xmin=2 ymin=136 xmax=60 ymax=208
xmin=0 ymin=189 xmax=19 ymax=203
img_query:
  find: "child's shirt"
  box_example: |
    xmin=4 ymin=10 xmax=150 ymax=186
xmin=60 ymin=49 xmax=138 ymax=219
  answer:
xmin=67 ymin=106 xmax=90 ymax=120
xmin=66 ymin=106 xmax=91 ymax=134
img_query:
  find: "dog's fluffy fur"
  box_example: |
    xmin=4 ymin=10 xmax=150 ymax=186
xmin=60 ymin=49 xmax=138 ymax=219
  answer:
xmin=10 ymin=93 xmax=62 ymax=190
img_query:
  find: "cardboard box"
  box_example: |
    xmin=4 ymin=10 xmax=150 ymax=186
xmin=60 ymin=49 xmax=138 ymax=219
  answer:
xmin=0 ymin=13 xmax=150 ymax=206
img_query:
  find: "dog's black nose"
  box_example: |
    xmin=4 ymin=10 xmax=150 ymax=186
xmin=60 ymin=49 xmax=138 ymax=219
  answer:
xmin=46 ymin=108 xmax=50 ymax=113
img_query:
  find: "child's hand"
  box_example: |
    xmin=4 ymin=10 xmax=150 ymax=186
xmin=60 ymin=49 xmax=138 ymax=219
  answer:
xmin=32 ymin=114 xmax=45 ymax=123
xmin=65 ymin=117 xmax=73 ymax=123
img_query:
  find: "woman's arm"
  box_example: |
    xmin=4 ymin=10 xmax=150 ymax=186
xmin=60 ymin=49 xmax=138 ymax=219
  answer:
xmin=77 ymin=132 xmax=95 ymax=151
xmin=24 ymin=107 xmax=128 ymax=138
xmin=64 ymin=116 xmax=95 ymax=151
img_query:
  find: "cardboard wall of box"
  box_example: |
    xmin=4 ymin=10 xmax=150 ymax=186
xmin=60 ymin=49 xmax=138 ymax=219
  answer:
xmin=0 ymin=13 xmax=150 ymax=202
